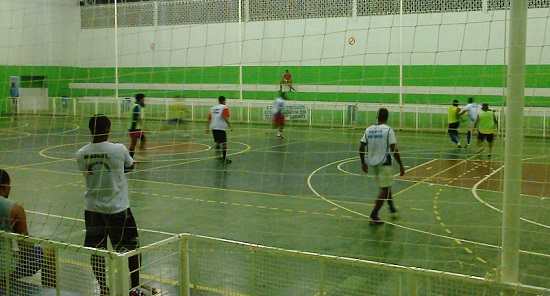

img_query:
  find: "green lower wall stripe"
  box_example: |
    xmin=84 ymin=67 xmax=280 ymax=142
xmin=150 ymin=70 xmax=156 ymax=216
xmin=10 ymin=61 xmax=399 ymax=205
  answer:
xmin=1 ymin=65 xmax=549 ymax=105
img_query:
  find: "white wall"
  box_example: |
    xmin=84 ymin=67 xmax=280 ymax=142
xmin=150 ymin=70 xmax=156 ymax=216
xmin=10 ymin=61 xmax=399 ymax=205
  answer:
xmin=0 ymin=0 xmax=80 ymax=66
xmin=0 ymin=2 xmax=549 ymax=68
xmin=76 ymin=8 xmax=550 ymax=68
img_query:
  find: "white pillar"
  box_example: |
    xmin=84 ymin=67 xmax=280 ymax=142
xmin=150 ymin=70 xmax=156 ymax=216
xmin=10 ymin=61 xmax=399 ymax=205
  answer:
xmin=500 ymin=0 xmax=527 ymax=294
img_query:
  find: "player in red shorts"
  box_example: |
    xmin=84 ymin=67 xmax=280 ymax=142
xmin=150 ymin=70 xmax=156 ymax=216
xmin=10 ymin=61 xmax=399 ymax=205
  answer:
xmin=272 ymin=92 xmax=286 ymax=139
xmin=279 ymin=70 xmax=296 ymax=92
xmin=128 ymin=93 xmax=146 ymax=159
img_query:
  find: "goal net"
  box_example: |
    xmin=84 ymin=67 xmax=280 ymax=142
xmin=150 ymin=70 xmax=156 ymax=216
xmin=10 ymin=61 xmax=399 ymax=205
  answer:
xmin=0 ymin=0 xmax=549 ymax=295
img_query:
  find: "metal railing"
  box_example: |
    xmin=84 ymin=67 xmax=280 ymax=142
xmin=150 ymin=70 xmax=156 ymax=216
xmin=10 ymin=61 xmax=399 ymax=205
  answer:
xmin=0 ymin=231 xmax=548 ymax=296
xmin=3 ymin=96 xmax=550 ymax=137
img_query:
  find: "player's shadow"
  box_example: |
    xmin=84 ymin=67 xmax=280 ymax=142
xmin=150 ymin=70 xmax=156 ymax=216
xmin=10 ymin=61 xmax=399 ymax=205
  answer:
xmin=213 ymin=163 xmax=230 ymax=189
xmin=364 ymin=219 xmax=397 ymax=258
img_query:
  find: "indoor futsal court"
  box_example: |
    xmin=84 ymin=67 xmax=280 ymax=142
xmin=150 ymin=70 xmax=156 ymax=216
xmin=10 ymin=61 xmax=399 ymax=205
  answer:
xmin=2 ymin=115 xmax=550 ymax=294
xmin=2 ymin=0 xmax=550 ymax=295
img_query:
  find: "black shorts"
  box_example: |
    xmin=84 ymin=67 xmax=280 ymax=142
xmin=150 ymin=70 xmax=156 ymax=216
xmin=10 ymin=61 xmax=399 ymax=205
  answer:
xmin=84 ymin=208 xmax=139 ymax=252
xmin=212 ymin=129 xmax=227 ymax=144
xmin=477 ymin=132 xmax=494 ymax=143
xmin=448 ymin=122 xmax=460 ymax=133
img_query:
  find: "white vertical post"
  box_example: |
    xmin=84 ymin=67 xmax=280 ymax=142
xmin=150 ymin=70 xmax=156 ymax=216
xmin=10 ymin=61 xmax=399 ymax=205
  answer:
xmin=107 ymin=255 xmax=117 ymax=296
xmin=114 ymin=1 xmax=120 ymax=119
xmin=117 ymin=97 xmax=121 ymax=119
xmin=53 ymin=97 xmax=57 ymax=116
xmin=5 ymin=239 xmax=13 ymax=295
xmin=415 ymin=106 xmax=419 ymax=130
xmin=482 ymin=0 xmax=488 ymax=13
xmin=352 ymin=0 xmax=357 ymax=18
xmin=238 ymin=0 xmax=244 ymax=101
xmin=154 ymin=1 xmax=158 ymax=27
xmin=501 ymin=1 xmax=526 ymax=295
xmin=73 ymin=98 xmax=77 ymax=117
xmin=54 ymin=246 xmax=61 ymax=296
xmin=406 ymin=273 xmax=418 ymax=296
xmin=180 ymin=237 xmax=191 ymax=296
xmin=318 ymin=262 xmax=327 ymax=296
xmin=543 ymin=111 xmax=547 ymax=138
xmin=244 ymin=0 xmax=250 ymax=22
xmin=247 ymin=101 xmax=251 ymax=123
xmin=166 ymin=99 xmax=169 ymax=120
xmin=309 ymin=106 xmax=313 ymax=126
xmin=117 ymin=254 xmax=129 ymax=295
xmin=342 ymin=105 xmax=345 ymax=127
xmin=191 ymin=101 xmax=195 ymax=121
xmin=399 ymin=0 xmax=404 ymax=129
xmin=238 ymin=0 xmax=245 ymax=124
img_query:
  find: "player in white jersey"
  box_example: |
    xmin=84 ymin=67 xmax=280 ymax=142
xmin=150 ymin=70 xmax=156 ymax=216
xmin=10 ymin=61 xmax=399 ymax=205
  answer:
xmin=206 ymin=96 xmax=233 ymax=164
xmin=272 ymin=92 xmax=286 ymax=139
xmin=459 ymin=97 xmax=481 ymax=148
xmin=77 ymin=114 xmax=155 ymax=295
xmin=359 ymin=108 xmax=405 ymax=225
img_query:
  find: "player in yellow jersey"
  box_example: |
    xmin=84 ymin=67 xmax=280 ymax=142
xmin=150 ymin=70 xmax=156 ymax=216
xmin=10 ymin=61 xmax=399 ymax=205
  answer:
xmin=472 ymin=103 xmax=498 ymax=156
xmin=447 ymin=99 xmax=462 ymax=148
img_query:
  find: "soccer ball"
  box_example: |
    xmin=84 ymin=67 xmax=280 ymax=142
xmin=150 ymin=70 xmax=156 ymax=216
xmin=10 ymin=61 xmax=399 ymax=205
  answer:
xmin=129 ymin=288 xmax=153 ymax=296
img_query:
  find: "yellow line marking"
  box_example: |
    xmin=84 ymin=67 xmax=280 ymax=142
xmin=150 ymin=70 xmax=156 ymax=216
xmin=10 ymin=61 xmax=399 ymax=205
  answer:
xmin=464 ymin=248 xmax=473 ymax=254
xmin=454 ymin=239 xmax=462 ymax=245
xmin=445 ymin=229 xmax=451 ymax=234
xmin=476 ymin=257 xmax=487 ymax=264
xmin=440 ymin=222 xmax=446 ymax=227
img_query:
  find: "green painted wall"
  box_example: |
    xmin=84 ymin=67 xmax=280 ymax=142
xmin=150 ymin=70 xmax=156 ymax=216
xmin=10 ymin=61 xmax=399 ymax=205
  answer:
xmin=1 ymin=65 xmax=549 ymax=106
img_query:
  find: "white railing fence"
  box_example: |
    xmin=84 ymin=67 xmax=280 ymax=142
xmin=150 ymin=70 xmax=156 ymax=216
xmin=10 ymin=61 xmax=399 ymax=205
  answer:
xmin=0 ymin=231 xmax=548 ymax=296
xmin=2 ymin=96 xmax=550 ymax=137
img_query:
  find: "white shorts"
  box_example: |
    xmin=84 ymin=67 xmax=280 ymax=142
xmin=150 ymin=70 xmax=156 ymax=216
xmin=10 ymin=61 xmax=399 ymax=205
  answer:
xmin=371 ymin=165 xmax=395 ymax=188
